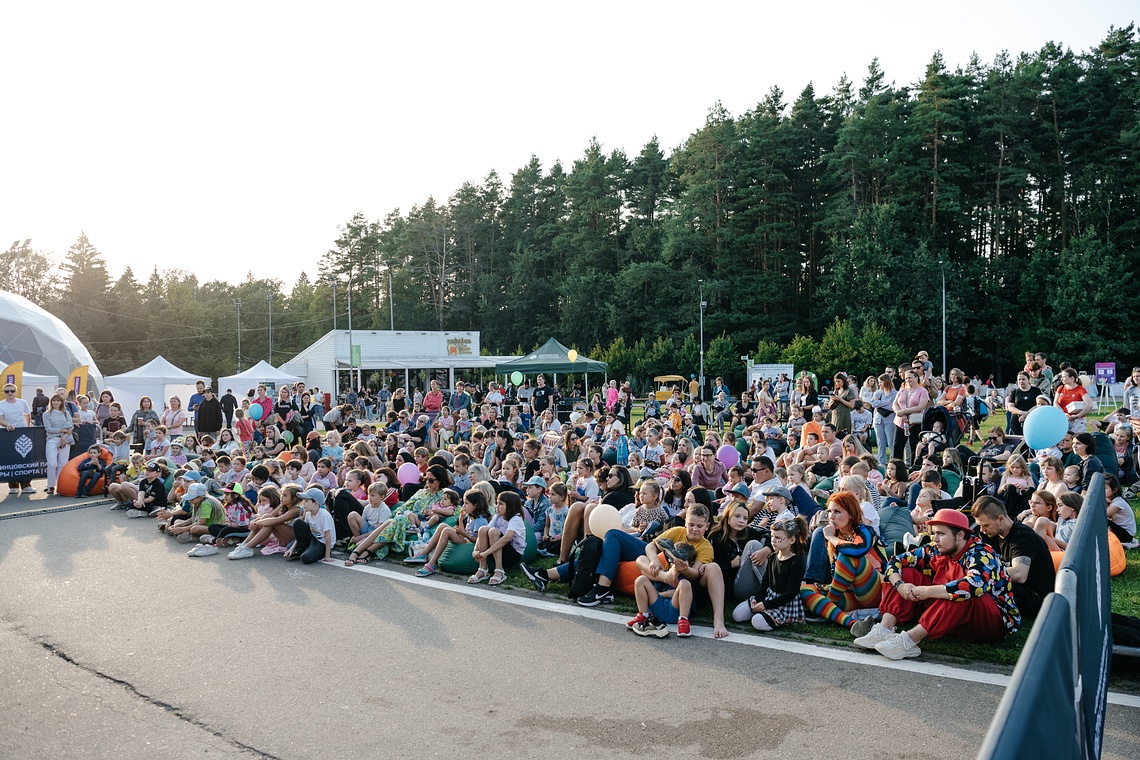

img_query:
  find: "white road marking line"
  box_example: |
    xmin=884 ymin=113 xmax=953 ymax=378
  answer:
xmin=336 ymin=561 xmax=1140 ymax=709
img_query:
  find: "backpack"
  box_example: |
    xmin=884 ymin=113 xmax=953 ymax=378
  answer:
xmin=976 ymin=399 xmax=990 ymax=421
xmin=566 ymin=534 xmax=603 ymax=600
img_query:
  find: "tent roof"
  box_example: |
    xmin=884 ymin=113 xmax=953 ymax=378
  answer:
xmin=105 ymin=355 xmax=201 ymax=382
xmin=218 ymin=360 xmax=302 ymax=389
xmin=494 ymin=338 xmax=606 ymax=374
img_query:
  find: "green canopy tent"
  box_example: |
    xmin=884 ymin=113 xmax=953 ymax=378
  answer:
xmin=494 ymin=338 xmax=607 ymax=398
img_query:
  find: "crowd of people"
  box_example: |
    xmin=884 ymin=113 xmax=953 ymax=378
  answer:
xmin=17 ymin=350 xmax=1137 ymax=656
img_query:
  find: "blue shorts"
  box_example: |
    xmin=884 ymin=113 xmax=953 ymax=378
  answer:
xmin=648 ymin=595 xmax=681 ymax=624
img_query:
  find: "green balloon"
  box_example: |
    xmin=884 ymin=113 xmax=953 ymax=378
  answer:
xmin=511 ymin=371 xmax=523 ymax=385
xmin=282 ymin=431 xmax=294 ymax=444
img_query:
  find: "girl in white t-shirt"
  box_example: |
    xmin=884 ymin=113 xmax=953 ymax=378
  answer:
xmin=469 ymin=491 xmax=528 ymax=586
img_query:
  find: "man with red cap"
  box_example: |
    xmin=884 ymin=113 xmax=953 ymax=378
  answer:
xmin=850 ymin=508 xmax=1020 ymax=660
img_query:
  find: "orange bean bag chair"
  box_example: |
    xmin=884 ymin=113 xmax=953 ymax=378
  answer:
xmin=276 ymin=452 xmax=292 ymax=463
xmin=613 ymin=552 xmax=668 ymax=597
xmin=1050 ymin=531 xmax=1127 ymax=577
xmin=56 ymin=448 xmax=114 ymax=497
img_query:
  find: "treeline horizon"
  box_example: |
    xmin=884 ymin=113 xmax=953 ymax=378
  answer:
xmin=10 ymin=25 xmax=1140 ymax=388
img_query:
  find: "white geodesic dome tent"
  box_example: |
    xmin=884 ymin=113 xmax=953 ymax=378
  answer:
xmin=0 ymin=290 xmax=103 ymax=392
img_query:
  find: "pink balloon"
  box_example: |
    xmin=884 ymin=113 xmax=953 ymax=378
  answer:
xmin=716 ymin=445 xmax=740 ymax=469
xmin=398 ymin=462 xmax=421 ymax=486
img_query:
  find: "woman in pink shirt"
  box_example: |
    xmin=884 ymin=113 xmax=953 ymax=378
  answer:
xmin=690 ymin=444 xmax=728 ymax=491
xmin=891 ymin=370 xmax=929 ymax=465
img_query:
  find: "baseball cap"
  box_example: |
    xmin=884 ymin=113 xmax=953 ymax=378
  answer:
xmin=300 ymin=487 xmax=325 ymax=503
xmin=811 ymin=406 xmax=823 ymax=415
xmin=523 ymin=475 xmax=547 ymax=489
xmin=185 ymin=483 xmax=207 ymax=500
xmin=765 ymin=486 xmax=794 ymax=503
xmin=729 ymin=482 xmax=751 ymax=499
xmin=145 ymin=461 xmax=162 ymax=472
xmin=926 ymin=508 xmax=970 ymax=532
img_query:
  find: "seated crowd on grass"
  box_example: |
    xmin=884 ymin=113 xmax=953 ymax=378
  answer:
xmin=73 ymin=351 xmax=1138 ymax=656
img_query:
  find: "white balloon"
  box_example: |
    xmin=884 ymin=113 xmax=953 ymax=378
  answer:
xmin=587 ymin=503 xmax=624 ymax=538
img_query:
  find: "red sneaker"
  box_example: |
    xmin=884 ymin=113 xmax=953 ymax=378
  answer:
xmin=676 ymin=617 xmax=691 ymax=637
xmin=626 ymin=612 xmax=647 ymax=629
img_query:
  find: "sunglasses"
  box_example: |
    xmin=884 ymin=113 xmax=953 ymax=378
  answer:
xmin=3 ymin=389 xmax=14 ymax=394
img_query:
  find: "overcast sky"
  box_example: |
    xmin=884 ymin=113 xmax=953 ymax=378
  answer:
xmin=2 ymin=1 xmax=1133 ymax=286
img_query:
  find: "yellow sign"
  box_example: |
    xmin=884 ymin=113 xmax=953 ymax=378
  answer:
xmin=1 ymin=361 xmax=23 ymax=395
xmin=446 ymin=338 xmax=473 ymax=356
xmin=66 ymin=365 xmax=89 ymax=398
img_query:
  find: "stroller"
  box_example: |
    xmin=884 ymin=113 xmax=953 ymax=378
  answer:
xmin=921 ymin=405 xmax=964 ymax=450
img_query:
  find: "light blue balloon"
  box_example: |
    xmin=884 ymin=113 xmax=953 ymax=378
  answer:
xmin=1023 ymin=406 xmax=1068 ymax=450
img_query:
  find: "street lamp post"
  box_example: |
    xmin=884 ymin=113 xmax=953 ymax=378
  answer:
xmin=233 ymin=299 xmax=242 ymax=371
xmin=266 ymin=292 xmax=273 ymax=365
xmin=941 ymin=264 xmax=947 ymax=378
xmin=698 ymin=279 xmax=706 ymax=394
xmin=347 ymin=267 xmax=355 ymax=390
xmin=388 ymin=266 xmax=394 ymax=331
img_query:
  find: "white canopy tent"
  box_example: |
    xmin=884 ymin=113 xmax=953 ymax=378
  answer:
xmin=218 ymin=360 xmax=303 ymax=397
xmin=104 ymin=356 xmax=204 ymax=415
xmin=19 ymin=372 xmax=60 ymax=404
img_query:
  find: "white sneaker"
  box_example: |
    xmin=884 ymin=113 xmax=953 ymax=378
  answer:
xmin=21 ymin=486 xmax=35 ymax=494
xmin=189 ymin=544 xmax=218 ymax=557
xmin=874 ymin=632 xmax=922 ymax=660
xmin=228 ymin=544 xmax=255 ymax=560
xmin=125 ymin=509 xmax=148 ymax=518
xmin=852 ymin=622 xmax=895 ymax=650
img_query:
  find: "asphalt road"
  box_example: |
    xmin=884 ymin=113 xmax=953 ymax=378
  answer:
xmin=2 ymin=502 xmax=1138 ymax=760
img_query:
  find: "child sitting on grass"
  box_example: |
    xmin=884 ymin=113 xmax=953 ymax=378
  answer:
xmin=626 ymin=538 xmax=696 ymax=638
xmin=403 ymin=489 xmax=492 ymax=576
xmin=730 ymin=516 xmax=808 ymax=631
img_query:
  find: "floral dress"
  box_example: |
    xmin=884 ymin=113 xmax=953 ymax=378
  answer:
xmin=371 ymin=487 xmax=443 ymax=559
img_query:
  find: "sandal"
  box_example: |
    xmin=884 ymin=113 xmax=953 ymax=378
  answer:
xmin=344 ymin=552 xmax=361 ymax=566
xmin=467 ymin=568 xmax=489 ymax=584
xmin=488 ymin=569 xmax=507 ymax=587
xmin=355 ymin=550 xmax=373 ymax=565
xmin=416 ymin=564 xmax=436 ymax=577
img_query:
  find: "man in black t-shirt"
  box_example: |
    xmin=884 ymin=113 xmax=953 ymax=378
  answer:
xmin=531 ymin=375 xmax=552 ymax=415
xmin=972 ymin=496 xmax=1055 ymax=618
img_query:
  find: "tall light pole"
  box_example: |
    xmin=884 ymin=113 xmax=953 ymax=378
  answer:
xmin=698 ymin=279 xmax=706 ymax=393
xmin=327 ymin=276 xmax=338 ymax=331
xmin=387 ymin=266 xmax=394 ymax=330
xmin=347 ymin=267 xmax=355 ymax=389
xmin=233 ymin=299 xmax=242 ymax=371
xmin=9 ymin=239 xmax=30 ymax=296
xmin=266 ymin=292 xmax=273 ymax=365
xmin=941 ymin=264 xmax=947 ymax=378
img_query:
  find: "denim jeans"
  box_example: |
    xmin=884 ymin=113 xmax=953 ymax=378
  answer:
xmin=597 ymin=530 xmax=649 ymax=584
xmin=803 ymin=527 xmax=832 ymax=584
xmin=873 ymin=416 xmax=894 ymax=465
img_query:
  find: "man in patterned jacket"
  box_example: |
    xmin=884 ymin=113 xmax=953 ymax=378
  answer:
xmin=849 ymin=508 xmax=1019 ymax=660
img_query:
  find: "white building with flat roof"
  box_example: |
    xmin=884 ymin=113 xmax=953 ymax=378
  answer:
xmin=279 ymin=330 xmax=517 ymax=395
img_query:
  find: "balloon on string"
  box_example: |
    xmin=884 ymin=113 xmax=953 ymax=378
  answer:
xmin=587 ymin=503 xmax=624 ymax=538
xmin=248 ymin=404 xmax=263 ymax=421
xmin=568 ymin=349 xmax=578 ymax=362
xmin=281 ymin=431 xmax=294 ymax=445
xmin=1023 ymin=406 xmax=1068 ymax=450
xmin=717 ymin=445 xmax=740 ymax=469
xmin=397 ymin=462 xmax=421 ymax=486
xmin=511 ymin=371 xmax=523 ymax=385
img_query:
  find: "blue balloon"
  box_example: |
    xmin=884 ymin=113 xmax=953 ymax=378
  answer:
xmin=1023 ymin=406 xmax=1067 ymax=450
xmin=248 ymin=404 xmax=263 ymax=421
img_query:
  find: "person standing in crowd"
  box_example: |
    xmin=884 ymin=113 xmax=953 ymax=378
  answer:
xmin=31 ymin=388 xmax=49 ymax=427
xmin=220 ymin=389 xmax=238 ymax=429
xmin=42 ymin=392 xmax=74 ymax=496
xmin=188 ymin=380 xmax=207 ymax=431
xmin=197 ymin=387 xmax=224 ymax=440
xmin=1 ymin=383 xmax=34 ymax=494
